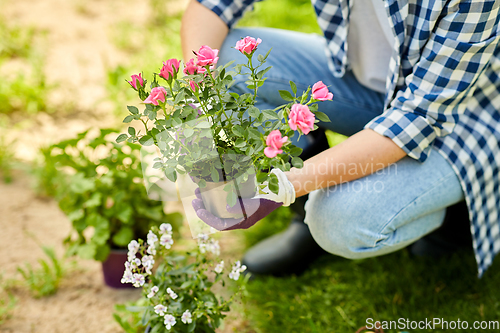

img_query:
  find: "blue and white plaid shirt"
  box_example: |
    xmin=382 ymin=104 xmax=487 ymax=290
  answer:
xmin=198 ymin=0 xmax=500 ymax=276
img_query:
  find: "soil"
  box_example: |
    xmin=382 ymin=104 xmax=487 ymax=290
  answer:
xmin=0 ymin=0 xmax=252 ymax=332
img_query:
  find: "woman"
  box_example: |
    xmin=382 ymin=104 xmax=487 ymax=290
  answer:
xmin=183 ymin=0 xmax=500 ymax=277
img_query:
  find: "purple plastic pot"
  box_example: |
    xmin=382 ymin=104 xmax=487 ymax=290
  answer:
xmin=101 ymin=249 xmax=135 ymax=289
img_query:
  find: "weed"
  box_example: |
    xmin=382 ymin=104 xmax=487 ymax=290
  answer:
xmin=0 ymin=133 xmax=15 ymax=183
xmin=0 ymin=276 xmax=16 ymax=326
xmin=17 ymin=246 xmax=65 ymax=298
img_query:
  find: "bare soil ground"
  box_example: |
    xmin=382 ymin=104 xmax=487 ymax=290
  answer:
xmin=0 ymin=0 xmax=251 ymax=332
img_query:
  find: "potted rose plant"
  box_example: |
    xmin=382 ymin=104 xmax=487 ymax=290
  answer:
xmin=117 ymin=36 xmax=332 ymax=221
xmin=114 ymin=225 xmax=247 ymax=332
xmin=38 ymin=129 xmax=183 ymax=288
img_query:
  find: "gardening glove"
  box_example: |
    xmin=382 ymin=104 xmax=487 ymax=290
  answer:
xmin=192 ymin=169 xmax=296 ymax=231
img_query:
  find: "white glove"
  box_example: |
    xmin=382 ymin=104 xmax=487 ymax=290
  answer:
xmin=256 ymin=169 xmax=296 ymax=207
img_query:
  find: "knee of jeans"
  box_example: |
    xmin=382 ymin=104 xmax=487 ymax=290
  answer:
xmin=305 ymin=189 xmax=387 ymax=260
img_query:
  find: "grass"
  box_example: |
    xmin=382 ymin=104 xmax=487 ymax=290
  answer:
xmin=241 ymin=247 xmax=500 ymax=333
xmin=0 ymin=276 xmax=16 ymax=326
xmin=0 ymin=16 xmax=50 ymax=116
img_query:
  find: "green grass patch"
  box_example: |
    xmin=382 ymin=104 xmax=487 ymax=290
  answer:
xmin=237 ymin=0 xmax=321 ymax=33
xmin=243 ymin=248 xmax=500 ymax=333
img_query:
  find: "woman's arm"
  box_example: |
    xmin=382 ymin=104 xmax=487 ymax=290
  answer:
xmin=180 ymin=0 xmax=229 ymax=61
xmin=286 ymin=129 xmax=407 ymax=197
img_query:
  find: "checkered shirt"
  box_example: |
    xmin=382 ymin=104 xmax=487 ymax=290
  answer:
xmin=197 ymin=0 xmax=500 ymax=277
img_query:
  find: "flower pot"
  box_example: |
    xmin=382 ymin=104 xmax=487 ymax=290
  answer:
xmin=101 ymin=249 xmax=135 ymax=289
xmin=198 ymin=174 xmax=257 ymax=219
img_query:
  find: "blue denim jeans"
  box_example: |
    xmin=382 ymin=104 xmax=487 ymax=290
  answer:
xmin=219 ymin=28 xmax=465 ymax=258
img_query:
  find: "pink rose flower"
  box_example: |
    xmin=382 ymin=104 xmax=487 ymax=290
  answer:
xmin=312 ymin=81 xmax=333 ymax=101
xmin=144 ymin=87 xmax=167 ymax=105
xmin=196 ymin=45 xmax=219 ymax=67
xmin=160 ymin=59 xmax=180 ymax=80
xmin=288 ymin=104 xmax=315 ymax=135
xmin=189 ymin=80 xmax=199 ymax=92
xmin=235 ymin=36 xmax=262 ymax=55
xmin=128 ymin=73 xmax=144 ymax=90
xmin=184 ymin=58 xmax=198 ymax=75
xmin=264 ymin=130 xmax=288 ymax=158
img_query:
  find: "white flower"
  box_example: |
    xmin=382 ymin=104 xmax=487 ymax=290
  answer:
xmin=198 ymin=242 xmax=207 ymax=253
xmin=207 ymin=239 xmax=220 ymax=256
xmin=121 ymin=269 xmax=133 ymax=284
xmin=229 ymin=261 xmax=247 ymax=281
xmin=164 ymin=314 xmax=176 ymax=330
xmin=214 ymin=260 xmax=224 ymax=274
xmin=197 ymin=233 xmax=209 ymax=242
xmin=146 ymin=244 xmax=157 ymax=255
xmin=132 ymin=273 xmax=145 ymax=287
xmin=181 ymin=310 xmax=192 ymax=324
xmin=147 ymin=231 xmax=158 ymax=246
xmin=159 ymin=223 xmax=173 ymax=234
xmin=142 ymin=255 xmax=155 ymax=275
xmin=147 ymin=286 xmax=159 ymax=299
xmin=160 ymin=234 xmax=174 ymax=249
xmin=128 ymin=240 xmax=140 ymax=254
xmin=167 ymin=287 xmax=178 ymax=300
xmin=154 ymin=304 xmax=167 ymax=316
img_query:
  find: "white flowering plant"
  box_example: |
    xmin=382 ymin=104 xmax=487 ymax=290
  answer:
xmin=115 ymin=223 xmax=248 ymax=332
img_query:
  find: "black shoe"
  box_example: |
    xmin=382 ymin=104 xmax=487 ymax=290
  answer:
xmin=410 ymin=200 xmax=472 ymax=257
xmin=242 ymin=216 xmax=327 ymax=276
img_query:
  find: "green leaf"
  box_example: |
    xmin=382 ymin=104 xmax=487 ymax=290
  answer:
xmin=262 ymin=109 xmax=279 ymax=120
xmin=84 ymin=192 xmax=102 ymax=208
xmin=289 ymin=147 xmax=303 ymax=156
xmin=116 ymin=134 xmax=128 ymax=143
xmin=127 ymin=105 xmax=139 ymax=114
xmin=112 ymin=227 xmax=134 ymax=247
xmin=195 ymin=121 xmax=211 ymax=129
xmin=77 ymin=243 xmax=97 ymax=260
xmin=92 ymin=224 xmax=110 ymax=245
xmin=315 ymin=111 xmax=331 ymax=122
xmin=269 ymin=173 xmax=279 ymax=194
xmin=183 ymin=128 xmax=194 ymax=138
xmin=257 ymin=54 xmax=264 ymax=62
xmin=123 ymin=115 xmax=134 ymax=123
xmin=127 ymin=127 xmax=136 ymax=136
xmin=67 ymin=209 xmax=84 ymax=222
xmin=69 ymin=173 xmax=95 ymax=193
xmin=279 ymin=90 xmax=294 ymax=102
xmin=211 ymin=168 xmax=220 ymax=182
xmin=292 ymin=157 xmax=304 ymax=168
xmin=165 ymin=168 xmax=177 ymax=182
xmin=116 ymin=205 xmax=133 ymax=224
xmin=290 ymin=81 xmax=297 ymax=95
xmin=247 ymin=128 xmax=261 ymax=140
xmin=94 ymin=244 xmax=111 ymax=262
xmin=226 ymin=190 xmax=237 ymax=207
xmin=248 ymin=106 xmax=260 ymax=118
xmin=139 ymin=135 xmax=154 ymax=146
xmin=231 ymin=125 xmax=244 ymax=137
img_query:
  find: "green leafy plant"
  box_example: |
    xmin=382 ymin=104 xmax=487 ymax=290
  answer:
xmin=0 ymin=276 xmax=16 ymax=325
xmin=38 ymin=128 xmax=182 ymax=261
xmin=116 ymin=225 xmax=247 ymax=332
xmin=16 ymin=246 xmax=64 ymax=298
xmin=0 ymin=133 xmax=15 ymax=183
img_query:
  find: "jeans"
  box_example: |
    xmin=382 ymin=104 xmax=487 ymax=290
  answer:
xmin=219 ymin=28 xmax=465 ymax=258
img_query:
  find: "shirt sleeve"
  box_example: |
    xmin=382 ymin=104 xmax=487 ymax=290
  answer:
xmin=197 ymin=0 xmax=260 ymax=28
xmin=365 ymin=0 xmax=500 ymax=162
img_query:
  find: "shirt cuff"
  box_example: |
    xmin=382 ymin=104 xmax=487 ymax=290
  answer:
xmin=364 ymin=108 xmax=437 ymax=162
